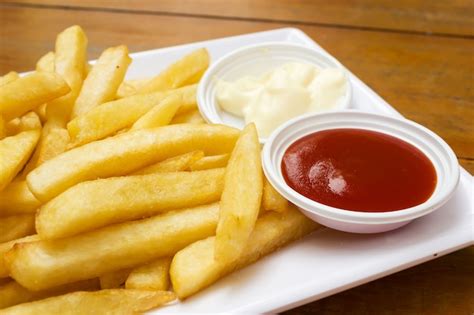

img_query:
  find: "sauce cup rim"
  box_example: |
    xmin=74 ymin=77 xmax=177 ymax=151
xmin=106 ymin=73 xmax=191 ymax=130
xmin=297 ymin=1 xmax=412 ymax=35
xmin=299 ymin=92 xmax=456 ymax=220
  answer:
xmin=197 ymin=42 xmax=353 ymax=143
xmin=262 ymin=110 xmax=460 ymax=225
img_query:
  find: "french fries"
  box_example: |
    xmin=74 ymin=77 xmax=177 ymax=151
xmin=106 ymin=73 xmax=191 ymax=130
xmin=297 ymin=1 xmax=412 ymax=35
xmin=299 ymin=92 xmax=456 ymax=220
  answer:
xmin=0 ymin=72 xmax=19 ymax=87
xmin=0 ymin=289 xmax=176 ymax=315
xmin=27 ymin=124 xmax=238 ymax=202
xmin=99 ymin=269 xmax=131 ymax=289
xmin=0 ymin=279 xmax=99 ymax=309
xmin=126 ymin=257 xmax=171 ymax=291
xmin=26 ymin=26 xmax=87 ymax=177
xmin=0 ymin=130 xmax=41 ymax=191
xmin=0 ymin=215 xmax=35 ymax=243
xmin=132 ymin=150 xmax=204 ymax=175
xmin=45 ymin=25 xmax=87 ymax=125
xmin=5 ymin=112 xmax=42 ymax=136
xmin=189 ymin=153 xmax=230 ymax=171
xmin=0 ymin=117 xmax=5 ymax=140
xmin=116 ymin=78 xmax=150 ymax=98
xmin=170 ymin=206 xmax=319 ymax=299
xmin=215 ymin=124 xmax=263 ymax=263
xmin=34 ymin=52 xmax=54 ymax=121
xmin=262 ymin=178 xmax=289 ymax=213
xmin=6 ymin=203 xmax=219 ymax=290
xmin=34 ymin=52 xmax=55 ymax=121
xmin=0 ymin=181 xmax=40 ymax=216
xmin=21 ymin=125 xmax=69 ymax=176
xmin=0 ymin=25 xmax=320 ymax=313
xmin=36 ymin=52 xmax=55 ymax=73
xmin=0 ymin=235 xmax=39 ymax=278
xmin=72 ymin=45 xmax=131 ymax=117
xmin=171 ymin=108 xmax=205 ymax=124
xmin=0 ymin=73 xmax=70 ymax=121
xmin=36 ymin=169 xmax=224 ymax=239
xmin=67 ymin=85 xmax=196 ymax=147
xmin=131 ymin=94 xmax=185 ymax=130
xmin=136 ymin=48 xmax=209 ymax=94
xmin=175 ymin=84 xmax=199 ymax=114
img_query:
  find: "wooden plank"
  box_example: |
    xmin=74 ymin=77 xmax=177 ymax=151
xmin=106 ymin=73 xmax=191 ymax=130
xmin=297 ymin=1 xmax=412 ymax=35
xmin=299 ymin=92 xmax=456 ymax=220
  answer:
xmin=3 ymin=0 xmax=474 ymax=37
xmin=459 ymin=158 xmax=474 ymax=175
xmin=1 ymin=6 xmax=472 ymax=161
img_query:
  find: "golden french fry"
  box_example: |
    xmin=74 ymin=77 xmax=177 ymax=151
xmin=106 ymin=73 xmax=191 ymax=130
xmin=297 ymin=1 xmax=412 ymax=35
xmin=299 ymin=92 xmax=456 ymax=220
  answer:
xmin=0 ymin=72 xmax=70 ymax=121
xmin=4 ymin=119 xmax=20 ymax=136
xmin=6 ymin=203 xmax=219 ymax=290
xmin=28 ymin=44 xmax=75 ymax=169
xmin=16 ymin=112 xmax=41 ymax=132
xmin=137 ymin=48 xmax=209 ymax=94
xmin=21 ymin=125 xmax=69 ymax=176
xmin=32 ymin=51 xmax=53 ymax=123
xmin=99 ymin=269 xmax=131 ymax=289
xmin=33 ymin=104 xmax=47 ymax=124
xmin=0 ymin=214 xmax=35 ymax=243
xmin=84 ymin=63 xmax=91 ymax=77
xmin=175 ymin=84 xmax=198 ymax=115
xmin=0 ymin=279 xmax=99 ymax=309
xmin=0 ymin=181 xmax=40 ymax=216
xmin=0 ymin=289 xmax=176 ymax=315
xmin=189 ymin=153 xmax=230 ymax=171
xmin=182 ymin=67 xmax=206 ymax=85
xmin=132 ymin=150 xmax=204 ymax=175
xmin=36 ymin=169 xmax=224 ymax=239
xmin=45 ymin=25 xmax=87 ymax=126
xmin=171 ymin=206 xmax=319 ymax=299
xmin=0 ymin=72 xmax=19 ymax=87
xmin=27 ymin=124 xmax=238 ymax=202
xmin=126 ymin=257 xmax=171 ymax=291
xmin=0 ymin=130 xmax=41 ymax=191
xmin=171 ymin=108 xmax=205 ymax=124
xmin=0 ymin=116 xmax=5 ymax=140
xmin=131 ymin=90 xmax=194 ymax=130
xmin=262 ymin=178 xmax=289 ymax=213
xmin=5 ymin=112 xmax=42 ymax=136
xmin=116 ymin=78 xmax=150 ymax=98
xmin=72 ymin=45 xmax=131 ymax=117
xmin=215 ymin=124 xmax=263 ymax=263
xmin=0 ymin=235 xmax=39 ymax=278
xmin=33 ymin=51 xmax=54 ymax=122
xmin=67 ymin=85 xmax=196 ymax=147
xmin=36 ymin=52 xmax=55 ymax=73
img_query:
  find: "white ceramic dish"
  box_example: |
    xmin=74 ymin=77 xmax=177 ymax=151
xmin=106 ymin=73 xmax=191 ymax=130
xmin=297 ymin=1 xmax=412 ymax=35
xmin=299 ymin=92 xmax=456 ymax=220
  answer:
xmin=197 ymin=42 xmax=352 ymax=143
xmin=118 ymin=28 xmax=472 ymax=313
xmin=262 ymin=111 xmax=460 ymax=233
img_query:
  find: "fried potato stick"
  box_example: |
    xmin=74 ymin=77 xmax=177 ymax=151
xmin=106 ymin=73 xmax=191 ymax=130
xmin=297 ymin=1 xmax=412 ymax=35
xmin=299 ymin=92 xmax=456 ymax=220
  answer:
xmin=36 ymin=169 xmax=224 ymax=239
xmin=0 ymin=289 xmax=175 ymax=315
xmin=27 ymin=124 xmax=238 ymax=202
xmin=215 ymin=124 xmax=263 ymax=263
xmin=171 ymin=206 xmax=319 ymax=299
xmin=6 ymin=203 xmax=219 ymax=290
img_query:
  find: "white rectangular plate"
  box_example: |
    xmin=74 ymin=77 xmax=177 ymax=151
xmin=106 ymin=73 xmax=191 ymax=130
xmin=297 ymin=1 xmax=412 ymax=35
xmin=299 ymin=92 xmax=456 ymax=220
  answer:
xmin=125 ymin=28 xmax=473 ymax=314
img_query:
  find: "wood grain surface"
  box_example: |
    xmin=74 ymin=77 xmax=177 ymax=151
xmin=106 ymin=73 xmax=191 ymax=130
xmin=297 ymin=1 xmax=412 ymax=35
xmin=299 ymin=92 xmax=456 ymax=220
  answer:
xmin=4 ymin=0 xmax=474 ymax=36
xmin=0 ymin=1 xmax=473 ymax=314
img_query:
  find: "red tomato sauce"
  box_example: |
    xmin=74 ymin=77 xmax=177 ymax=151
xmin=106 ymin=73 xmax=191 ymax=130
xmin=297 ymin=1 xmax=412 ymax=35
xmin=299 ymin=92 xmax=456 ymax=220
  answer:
xmin=281 ymin=129 xmax=437 ymax=212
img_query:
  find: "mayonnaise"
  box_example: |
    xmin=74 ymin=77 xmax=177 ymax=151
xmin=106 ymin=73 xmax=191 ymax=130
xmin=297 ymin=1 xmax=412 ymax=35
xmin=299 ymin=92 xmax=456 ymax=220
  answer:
xmin=216 ymin=62 xmax=347 ymax=137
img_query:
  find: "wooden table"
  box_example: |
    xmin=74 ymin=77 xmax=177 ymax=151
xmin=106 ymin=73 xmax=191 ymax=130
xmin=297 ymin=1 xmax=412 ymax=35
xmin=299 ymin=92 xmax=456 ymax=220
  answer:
xmin=1 ymin=1 xmax=473 ymax=313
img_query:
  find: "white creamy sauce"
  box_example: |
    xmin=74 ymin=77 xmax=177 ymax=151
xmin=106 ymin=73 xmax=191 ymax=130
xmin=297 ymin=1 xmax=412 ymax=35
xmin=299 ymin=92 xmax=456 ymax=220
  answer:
xmin=216 ymin=62 xmax=347 ymax=137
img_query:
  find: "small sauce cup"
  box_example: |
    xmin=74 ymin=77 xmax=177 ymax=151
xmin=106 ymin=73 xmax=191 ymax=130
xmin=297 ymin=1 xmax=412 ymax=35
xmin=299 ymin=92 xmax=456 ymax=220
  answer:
xmin=262 ymin=111 xmax=460 ymax=233
xmin=197 ymin=42 xmax=352 ymax=143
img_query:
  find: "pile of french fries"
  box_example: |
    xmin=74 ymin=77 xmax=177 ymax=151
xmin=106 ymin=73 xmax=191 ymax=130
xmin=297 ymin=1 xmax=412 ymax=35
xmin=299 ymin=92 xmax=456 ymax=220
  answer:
xmin=0 ymin=25 xmax=319 ymax=314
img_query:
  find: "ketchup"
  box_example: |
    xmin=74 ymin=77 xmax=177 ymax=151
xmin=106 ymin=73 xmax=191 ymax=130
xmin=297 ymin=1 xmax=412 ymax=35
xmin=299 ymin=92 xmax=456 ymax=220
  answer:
xmin=281 ymin=129 xmax=437 ymax=212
